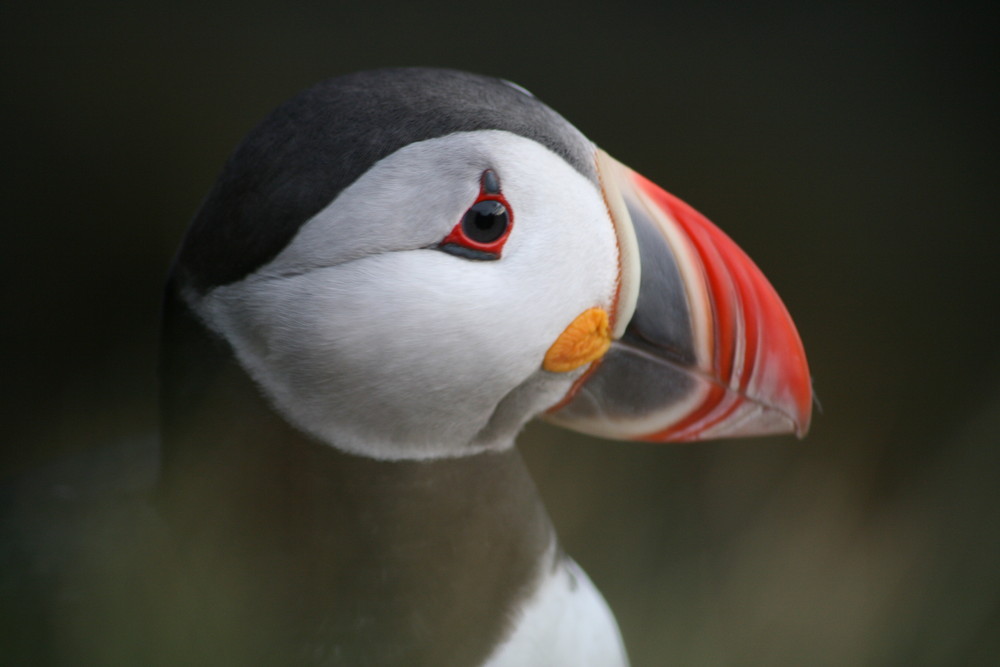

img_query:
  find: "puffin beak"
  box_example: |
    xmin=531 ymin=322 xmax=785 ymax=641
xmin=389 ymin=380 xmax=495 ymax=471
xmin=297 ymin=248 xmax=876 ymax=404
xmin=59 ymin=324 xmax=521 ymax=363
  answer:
xmin=545 ymin=150 xmax=812 ymax=442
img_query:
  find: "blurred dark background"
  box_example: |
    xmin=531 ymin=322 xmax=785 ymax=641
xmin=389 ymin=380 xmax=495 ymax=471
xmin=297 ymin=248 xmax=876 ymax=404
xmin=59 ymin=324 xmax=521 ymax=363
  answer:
xmin=3 ymin=1 xmax=998 ymax=664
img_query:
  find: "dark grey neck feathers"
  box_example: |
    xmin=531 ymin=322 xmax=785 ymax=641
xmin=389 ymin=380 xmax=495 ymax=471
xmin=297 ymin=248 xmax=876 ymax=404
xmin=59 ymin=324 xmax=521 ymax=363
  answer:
xmin=158 ymin=287 xmax=554 ymax=665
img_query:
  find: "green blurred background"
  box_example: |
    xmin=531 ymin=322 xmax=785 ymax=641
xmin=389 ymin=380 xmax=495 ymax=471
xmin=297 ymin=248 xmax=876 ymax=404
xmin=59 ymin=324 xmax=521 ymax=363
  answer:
xmin=3 ymin=1 xmax=998 ymax=664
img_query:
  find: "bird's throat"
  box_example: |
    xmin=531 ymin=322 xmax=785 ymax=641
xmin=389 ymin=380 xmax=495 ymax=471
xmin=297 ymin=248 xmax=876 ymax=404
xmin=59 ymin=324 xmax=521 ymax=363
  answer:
xmin=158 ymin=288 xmax=555 ymax=665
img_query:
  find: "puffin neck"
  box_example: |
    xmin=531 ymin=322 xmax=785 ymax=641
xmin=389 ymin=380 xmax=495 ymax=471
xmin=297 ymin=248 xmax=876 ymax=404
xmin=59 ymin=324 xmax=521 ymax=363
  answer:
xmin=157 ymin=284 xmax=555 ymax=664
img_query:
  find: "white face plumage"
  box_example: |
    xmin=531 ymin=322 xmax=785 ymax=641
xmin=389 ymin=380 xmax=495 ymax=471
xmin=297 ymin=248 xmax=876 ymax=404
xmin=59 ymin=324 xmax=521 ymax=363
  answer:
xmin=186 ymin=131 xmax=621 ymax=460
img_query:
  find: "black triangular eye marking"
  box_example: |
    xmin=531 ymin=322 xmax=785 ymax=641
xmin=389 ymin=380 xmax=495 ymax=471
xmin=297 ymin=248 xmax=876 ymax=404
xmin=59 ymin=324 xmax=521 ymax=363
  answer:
xmin=482 ymin=169 xmax=501 ymax=195
xmin=437 ymin=244 xmax=499 ymax=261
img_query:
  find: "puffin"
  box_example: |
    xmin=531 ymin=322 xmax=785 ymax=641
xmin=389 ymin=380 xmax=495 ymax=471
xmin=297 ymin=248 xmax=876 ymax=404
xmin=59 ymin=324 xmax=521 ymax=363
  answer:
xmin=2 ymin=68 xmax=811 ymax=666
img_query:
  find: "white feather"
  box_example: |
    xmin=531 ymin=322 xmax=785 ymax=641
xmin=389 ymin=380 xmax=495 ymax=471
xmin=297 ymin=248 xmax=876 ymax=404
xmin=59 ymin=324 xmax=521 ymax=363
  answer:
xmin=483 ymin=542 xmax=630 ymax=667
xmin=189 ymin=131 xmax=620 ymax=460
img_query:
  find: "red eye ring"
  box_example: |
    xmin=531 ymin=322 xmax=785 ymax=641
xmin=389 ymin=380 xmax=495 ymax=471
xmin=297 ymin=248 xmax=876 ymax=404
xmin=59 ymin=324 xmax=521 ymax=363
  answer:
xmin=439 ymin=170 xmax=513 ymax=260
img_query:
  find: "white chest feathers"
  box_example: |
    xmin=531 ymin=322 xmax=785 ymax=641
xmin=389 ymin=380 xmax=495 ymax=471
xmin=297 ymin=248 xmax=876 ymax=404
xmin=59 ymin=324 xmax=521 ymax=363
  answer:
xmin=483 ymin=545 xmax=630 ymax=667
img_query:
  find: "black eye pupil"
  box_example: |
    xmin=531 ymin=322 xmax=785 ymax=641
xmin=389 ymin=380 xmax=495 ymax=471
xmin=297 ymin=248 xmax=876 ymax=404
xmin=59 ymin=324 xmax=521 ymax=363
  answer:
xmin=462 ymin=200 xmax=509 ymax=244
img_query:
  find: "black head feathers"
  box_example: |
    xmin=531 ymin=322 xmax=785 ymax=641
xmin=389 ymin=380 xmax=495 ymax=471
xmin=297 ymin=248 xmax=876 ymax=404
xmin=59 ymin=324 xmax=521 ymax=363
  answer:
xmin=175 ymin=68 xmax=595 ymax=292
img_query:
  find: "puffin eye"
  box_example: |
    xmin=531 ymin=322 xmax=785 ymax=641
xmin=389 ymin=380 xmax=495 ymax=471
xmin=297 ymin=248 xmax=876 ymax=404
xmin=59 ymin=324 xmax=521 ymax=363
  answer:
xmin=461 ymin=200 xmax=509 ymax=244
xmin=438 ymin=170 xmax=514 ymax=261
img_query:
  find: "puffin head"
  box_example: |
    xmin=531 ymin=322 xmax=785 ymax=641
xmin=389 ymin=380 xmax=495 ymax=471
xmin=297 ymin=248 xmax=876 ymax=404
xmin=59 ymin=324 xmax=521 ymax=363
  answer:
xmin=166 ymin=67 xmax=811 ymax=462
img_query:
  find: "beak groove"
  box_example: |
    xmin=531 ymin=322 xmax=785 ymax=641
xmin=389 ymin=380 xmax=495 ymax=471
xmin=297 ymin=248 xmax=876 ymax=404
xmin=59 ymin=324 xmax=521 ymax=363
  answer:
xmin=546 ymin=150 xmax=812 ymax=442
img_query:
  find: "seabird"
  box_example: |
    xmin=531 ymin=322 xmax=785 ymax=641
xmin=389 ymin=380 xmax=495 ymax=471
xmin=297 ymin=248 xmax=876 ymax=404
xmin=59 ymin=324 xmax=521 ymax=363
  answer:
xmin=2 ymin=67 xmax=811 ymax=666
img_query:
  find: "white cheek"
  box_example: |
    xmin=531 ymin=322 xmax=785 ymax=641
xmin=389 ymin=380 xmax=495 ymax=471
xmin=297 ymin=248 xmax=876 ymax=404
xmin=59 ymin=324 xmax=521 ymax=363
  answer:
xmin=199 ymin=250 xmax=568 ymax=457
xmin=192 ymin=130 xmax=620 ymax=459
xmin=501 ymin=168 xmax=620 ymax=321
